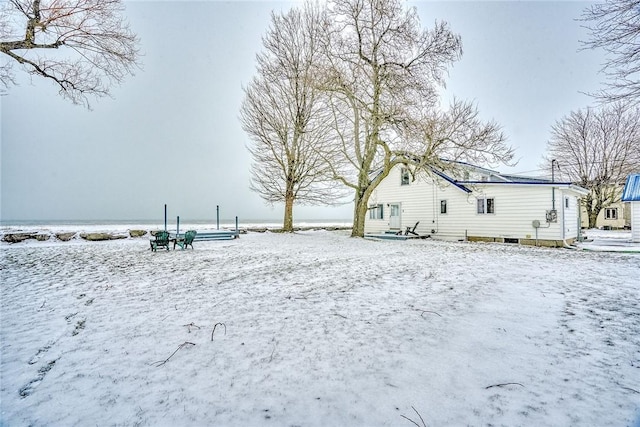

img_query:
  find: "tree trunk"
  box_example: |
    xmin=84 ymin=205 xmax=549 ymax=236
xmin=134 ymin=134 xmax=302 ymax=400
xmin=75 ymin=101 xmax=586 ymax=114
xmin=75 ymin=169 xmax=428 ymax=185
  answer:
xmin=588 ymin=210 xmax=598 ymax=229
xmin=584 ymin=199 xmax=602 ymax=229
xmin=351 ymin=165 xmax=394 ymax=238
xmin=585 ymin=191 xmax=605 ymax=229
xmin=583 ymin=194 xmax=596 ymax=229
xmin=351 ymin=190 xmax=370 ymax=238
xmin=283 ymin=192 xmax=294 ymax=232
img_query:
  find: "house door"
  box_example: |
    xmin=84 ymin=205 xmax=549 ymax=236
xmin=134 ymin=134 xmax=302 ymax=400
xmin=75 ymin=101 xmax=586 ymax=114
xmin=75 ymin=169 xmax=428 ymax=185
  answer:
xmin=389 ymin=204 xmax=401 ymax=229
xmin=563 ymin=196 xmax=577 ymax=240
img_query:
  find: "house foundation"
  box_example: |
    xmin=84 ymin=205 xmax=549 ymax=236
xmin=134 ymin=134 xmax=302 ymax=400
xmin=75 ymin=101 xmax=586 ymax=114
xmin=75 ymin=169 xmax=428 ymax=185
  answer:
xmin=466 ymin=236 xmax=574 ymax=248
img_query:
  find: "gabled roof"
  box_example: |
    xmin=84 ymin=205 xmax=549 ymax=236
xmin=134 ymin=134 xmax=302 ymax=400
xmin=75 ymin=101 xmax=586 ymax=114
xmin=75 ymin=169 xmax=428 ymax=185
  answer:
xmin=439 ymin=159 xmax=563 ymax=184
xmin=372 ymin=159 xmax=589 ymax=195
xmin=621 ymin=174 xmax=640 ymax=202
xmin=433 ymin=162 xmax=590 ymax=195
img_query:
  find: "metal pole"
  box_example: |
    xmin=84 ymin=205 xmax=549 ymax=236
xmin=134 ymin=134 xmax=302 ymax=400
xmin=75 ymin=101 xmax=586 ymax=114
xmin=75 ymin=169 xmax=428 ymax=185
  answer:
xmin=216 ymin=205 xmax=220 ymax=230
xmin=551 ymin=159 xmax=557 ymax=211
xmin=577 ymin=202 xmax=583 ymax=242
xmin=164 ymin=204 xmax=167 ymax=232
xmin=177 ymin=216 xmax=180 ymax=236
xmin=235 ymin=216 xmax=239 ymax=237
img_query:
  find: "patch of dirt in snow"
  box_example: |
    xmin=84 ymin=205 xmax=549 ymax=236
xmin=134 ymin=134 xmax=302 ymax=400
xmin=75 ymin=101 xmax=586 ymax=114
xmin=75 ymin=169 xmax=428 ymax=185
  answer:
xmin=1 ymin=231 xmax=638 ymax=426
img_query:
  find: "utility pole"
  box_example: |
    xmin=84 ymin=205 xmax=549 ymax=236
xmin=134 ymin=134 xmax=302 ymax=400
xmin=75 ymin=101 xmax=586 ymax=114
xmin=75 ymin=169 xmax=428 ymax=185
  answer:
xmin=551 ymin=159 xmax=558 ymax=210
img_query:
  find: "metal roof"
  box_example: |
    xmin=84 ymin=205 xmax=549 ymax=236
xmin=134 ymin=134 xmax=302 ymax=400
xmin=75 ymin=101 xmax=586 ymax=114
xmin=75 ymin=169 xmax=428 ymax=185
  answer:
xmin=621 ymin=174 xmax=640 ymax=202
xmin=456 ymin=180 xmax=590 ymax=195
xmin=429 ymin=167 xmax=472 ymax=193
xmin=498 ymin=174 xmax=552 ymax=183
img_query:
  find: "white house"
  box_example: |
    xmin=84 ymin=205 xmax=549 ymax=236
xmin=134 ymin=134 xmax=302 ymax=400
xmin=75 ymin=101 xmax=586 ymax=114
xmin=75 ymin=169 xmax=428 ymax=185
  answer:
xmin=579 ymin=184 xmax=630 ymax=230
xmin=621 ymin=174 xmax=640 ymax=243
xmin=364 ymin=162 xmax=589 ymax=247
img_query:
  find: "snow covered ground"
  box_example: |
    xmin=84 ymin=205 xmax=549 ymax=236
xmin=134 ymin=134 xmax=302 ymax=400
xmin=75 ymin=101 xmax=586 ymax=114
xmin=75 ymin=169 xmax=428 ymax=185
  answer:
xmin=577 ymin=228 xmax=640 ymax=253
xmin=1 ymin=229 xmax=639 ymax=426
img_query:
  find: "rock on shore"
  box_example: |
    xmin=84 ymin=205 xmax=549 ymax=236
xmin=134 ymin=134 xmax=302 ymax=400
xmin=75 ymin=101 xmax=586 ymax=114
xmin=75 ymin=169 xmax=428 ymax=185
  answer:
xmin=2 ymin=230 xmax=142 ymax=243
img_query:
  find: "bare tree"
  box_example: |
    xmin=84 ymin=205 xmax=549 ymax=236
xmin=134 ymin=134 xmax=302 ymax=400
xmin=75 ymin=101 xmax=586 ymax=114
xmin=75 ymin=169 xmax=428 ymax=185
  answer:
xmin=581 ymin=0 xmax=640 ymax=105
xmin=0 ymin=0 xmax=139 ymax=107
xmin=403 ymin=98 xmax=513 ymax=175
xmin=319 ymin=0 xmax=513 ymax=237
xmin=545 ymin=103 xmax=640 ymax=228
xmin=241 ymin=4 xmax=345 ymax=232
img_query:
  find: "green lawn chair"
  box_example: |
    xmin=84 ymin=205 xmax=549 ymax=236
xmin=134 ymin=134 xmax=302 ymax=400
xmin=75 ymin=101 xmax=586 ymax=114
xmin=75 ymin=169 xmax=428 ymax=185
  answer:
xmin=150 ymin=231 xmax=170 ymax=251
xmin=174 ymin=230 xmax=197 ymax=250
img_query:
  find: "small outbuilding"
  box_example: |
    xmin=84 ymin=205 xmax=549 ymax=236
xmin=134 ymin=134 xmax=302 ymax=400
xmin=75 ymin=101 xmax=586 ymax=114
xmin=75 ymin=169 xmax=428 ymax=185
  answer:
xmin=621 ymin=173 xmax=640 ymax=243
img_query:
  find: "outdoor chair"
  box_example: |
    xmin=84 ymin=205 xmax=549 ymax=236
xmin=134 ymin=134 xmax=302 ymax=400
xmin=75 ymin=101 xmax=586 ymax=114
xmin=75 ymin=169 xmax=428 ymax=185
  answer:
xmin=174 ymin=230 xmax=197 ymax=250
xmin=397 ymin=221 xmax=420 ymax=236
xmin=150 ymin=231 xmax=170 ymax=251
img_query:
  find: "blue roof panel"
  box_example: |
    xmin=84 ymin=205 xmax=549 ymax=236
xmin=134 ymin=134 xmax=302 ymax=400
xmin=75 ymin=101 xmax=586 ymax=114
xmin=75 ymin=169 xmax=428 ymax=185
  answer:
xmin=621 ymin=174 xmax=640 ymax=202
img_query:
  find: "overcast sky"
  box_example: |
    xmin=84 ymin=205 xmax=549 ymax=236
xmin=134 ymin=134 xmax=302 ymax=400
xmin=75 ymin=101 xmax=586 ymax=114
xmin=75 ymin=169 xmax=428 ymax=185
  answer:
xmin=0 ymin=1 xmax=605 ymax=223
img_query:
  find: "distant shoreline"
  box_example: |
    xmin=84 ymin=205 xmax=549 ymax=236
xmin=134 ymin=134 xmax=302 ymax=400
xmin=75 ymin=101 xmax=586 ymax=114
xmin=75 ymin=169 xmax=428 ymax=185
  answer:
xmin=0 ymin=220 xmax=353 ymax=244
xmin=0 ymin=219 xmax=353 ymax=232
xmin=0 ymin=218 xmax=352 ymax=227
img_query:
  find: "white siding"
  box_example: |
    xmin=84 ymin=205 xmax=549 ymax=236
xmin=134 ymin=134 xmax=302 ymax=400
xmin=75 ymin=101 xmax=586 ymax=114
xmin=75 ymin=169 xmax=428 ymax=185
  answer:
xmin=365 ymin=164 xmax=582 ymax=242
xmin=632 ymin=202 xmax=640 ymax=242
xmin=366 ymin=166 xmax=437 ymax=235
xmin=451 ymin=184 xmax=564 ymax=241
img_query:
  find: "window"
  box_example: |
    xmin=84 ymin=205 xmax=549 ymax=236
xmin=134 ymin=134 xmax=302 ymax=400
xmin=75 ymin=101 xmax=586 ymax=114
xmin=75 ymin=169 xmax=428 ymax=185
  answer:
xmin=565 ymin=197 xmax=570 ymax=209
xmin=369 ymin=204 xmax=384 ymax=219
xmin=604 ymin=208 xmax=618 ymax=220
xmin=440 ymin=200 xmax=447 ymax=214
xmin=400 ymin=168 xmax=410 ymax=185
xmin=477 ymin=197 xmax=495 ymax=214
